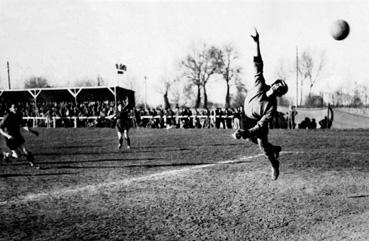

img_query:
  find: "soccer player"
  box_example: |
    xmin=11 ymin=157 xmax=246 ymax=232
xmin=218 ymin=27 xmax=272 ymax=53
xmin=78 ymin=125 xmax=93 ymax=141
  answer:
xmin=0 ymin=104 xmax=39 ymax=167
xmin=109 ymin=99 xmax=131 ymax=150
xmin=232 ymin=29 xmax=288 ymax=180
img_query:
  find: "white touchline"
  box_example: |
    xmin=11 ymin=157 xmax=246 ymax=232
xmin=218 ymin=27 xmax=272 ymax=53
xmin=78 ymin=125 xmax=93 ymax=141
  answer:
xmin=0 ymin=151 xmax=301 ymax=206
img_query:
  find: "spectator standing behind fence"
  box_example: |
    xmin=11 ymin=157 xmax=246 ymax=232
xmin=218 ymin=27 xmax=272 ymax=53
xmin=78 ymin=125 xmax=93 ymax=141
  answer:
xmin=233 ymin=107 xmax=242 ymax=129
xmin=287 ymin=105 xmax=298 ymax=129
xmin=201 ymin=108 xmax=210 ymax=128
xmin=174 ymin=105 xmax=180 ymax=128
xmin=225 ymin=108 xmax=233 ymax=129
xmin=130 ymin=107 xmax=138 ymax=128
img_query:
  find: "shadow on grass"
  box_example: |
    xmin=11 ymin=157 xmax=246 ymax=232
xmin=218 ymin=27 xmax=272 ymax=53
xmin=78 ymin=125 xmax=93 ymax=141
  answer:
xmin=34 ymin=157 xmax=164 ymax=165
xmin=36 ymin=151 xmax=114 ymax=156
xmin=223 ymin=159 xmax=258 ymax=165
xmin=134 ymin=143 xmax=239 ymax=151
xmin=347 ymin=194 xmax=369 ymax=199
xmin=43 ymin=162 xmax=212 ymax=170
xmin=133 ymin=148 xmax=191 ymax=153
xmin=0 ymin=172 xmax=78 ymax=177
xmin=56 ymin=144 xmax=103 ymax=149
xmin=36 ymin=148 xmax=192 ymax=155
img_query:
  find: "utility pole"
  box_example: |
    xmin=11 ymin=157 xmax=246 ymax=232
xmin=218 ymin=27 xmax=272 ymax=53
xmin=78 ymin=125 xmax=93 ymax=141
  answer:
xmin=7 ymin=61 xmax=11 ymax=89
xmin=144 ymin=76 xmax=147 ymax=110
xmin=296 ymin=46 xmax=299 ymax=107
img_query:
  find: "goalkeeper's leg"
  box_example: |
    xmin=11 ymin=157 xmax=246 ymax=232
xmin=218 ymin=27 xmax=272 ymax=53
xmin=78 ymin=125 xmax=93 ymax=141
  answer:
xmin=257 ymin=137 xmax=280 ymax=181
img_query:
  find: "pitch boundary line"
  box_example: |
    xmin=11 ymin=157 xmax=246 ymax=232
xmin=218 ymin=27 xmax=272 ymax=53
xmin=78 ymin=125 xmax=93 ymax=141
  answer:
xmin=0 ymin=151 xmax=301 ymax=206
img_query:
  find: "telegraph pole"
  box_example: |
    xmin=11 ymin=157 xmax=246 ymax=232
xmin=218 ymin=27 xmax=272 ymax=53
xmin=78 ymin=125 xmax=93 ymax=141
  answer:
xmin=296 ymin=46 xmax=299 ymax=106
xmin=144 ymin=76 xmax=147 ymax=110
xmin=7 ymin=61 xmax=11 ymax=89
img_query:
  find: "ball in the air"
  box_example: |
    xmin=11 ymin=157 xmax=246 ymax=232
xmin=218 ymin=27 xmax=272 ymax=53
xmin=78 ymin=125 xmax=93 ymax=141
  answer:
xmin=330 ymin=19 xmax=350 ymax=41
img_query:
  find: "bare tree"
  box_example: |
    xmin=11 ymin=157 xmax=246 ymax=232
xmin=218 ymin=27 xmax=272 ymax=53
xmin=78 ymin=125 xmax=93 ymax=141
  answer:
xmin=157 ymin=75 xmax=178 ymax=109
xmin=73 ymin=78 xmax=95 ymax=87
xmin=97 ymin=75 xmax=105 ymax=86
xmin=298 ymin=48 xmax=327 ymax=97
xmin=275 ymin=58 xmax=293 ymax=80
xmin=24 ymin=76 xmax=51 ymax=88
xmin=231 ymin=77 xmax=247 ymax=107
xmin=181 ymin=44 xmax=223 ymax=108
xmin=218 ymin=45 xmax=242 ymax=108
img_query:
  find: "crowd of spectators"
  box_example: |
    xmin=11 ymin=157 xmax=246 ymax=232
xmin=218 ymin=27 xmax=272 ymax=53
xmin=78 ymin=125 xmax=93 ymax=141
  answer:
xmin=0 ymin=101 xmax=332 ymax=129
xmin=135 ymin=106 xmax=244 ymax=129
xmin=0 ymin=101 xmax=244 ymax=129
xmin=0 ymin=101 xmax=116 ymax=128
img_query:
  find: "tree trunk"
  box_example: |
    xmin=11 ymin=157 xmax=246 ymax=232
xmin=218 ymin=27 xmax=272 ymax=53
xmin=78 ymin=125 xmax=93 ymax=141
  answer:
xmin=163 ymin=92 xmax=170 ymax=109
xmin=203 ymin=85 xmax=208 ymax=109
xmin=225 ymin=81 xmax=230 ymax=108
xmin=195 ymin=85 xmax=201 ymax=108
xmin=309 ymin=82 xmax=313 ymax=97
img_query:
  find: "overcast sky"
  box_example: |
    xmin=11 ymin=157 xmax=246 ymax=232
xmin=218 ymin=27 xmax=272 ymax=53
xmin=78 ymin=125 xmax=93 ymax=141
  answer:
xmin=0 ymin=0 xmax=368 ymax=105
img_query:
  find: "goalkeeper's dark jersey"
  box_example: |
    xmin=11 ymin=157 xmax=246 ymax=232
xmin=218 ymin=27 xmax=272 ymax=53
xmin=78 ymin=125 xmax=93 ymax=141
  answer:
xmin=116 ymin=107 xmax=130 ymax=131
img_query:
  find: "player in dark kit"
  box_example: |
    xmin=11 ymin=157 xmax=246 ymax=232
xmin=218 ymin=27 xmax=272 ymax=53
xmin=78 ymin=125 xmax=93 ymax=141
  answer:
xmin=0 ymin=104 xmax=39 ymax=167
xmin=109 ymin=100 xmax=131 ymax=150
xmin=232 ymin=28 xmax=288 ymax=180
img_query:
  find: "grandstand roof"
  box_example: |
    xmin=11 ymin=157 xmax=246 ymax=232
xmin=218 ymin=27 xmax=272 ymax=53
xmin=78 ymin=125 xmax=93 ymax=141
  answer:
xmin=0 ymin=86 xmax=135 ymax=106
xmin=0 ymin=85 xmax=134 ymax=92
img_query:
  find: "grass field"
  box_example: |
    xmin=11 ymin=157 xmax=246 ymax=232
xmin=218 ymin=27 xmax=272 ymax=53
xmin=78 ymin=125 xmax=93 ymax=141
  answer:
xmin=1 ymin=128 xmax=369 ymax=241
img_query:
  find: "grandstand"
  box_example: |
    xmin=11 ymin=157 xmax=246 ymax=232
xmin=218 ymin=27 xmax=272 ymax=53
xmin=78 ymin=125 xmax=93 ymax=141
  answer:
xmin=0 ymin=86 xmax=135 ymax=127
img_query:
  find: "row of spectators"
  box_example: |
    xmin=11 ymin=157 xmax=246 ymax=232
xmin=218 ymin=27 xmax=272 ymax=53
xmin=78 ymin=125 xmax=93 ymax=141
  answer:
xmin=0 ymin=101 xmax=331 ymax=129
xmin=0 ymin=101 xmax=116 ymax=119
xmin=0 ymin=101 xmax=244 ymax=128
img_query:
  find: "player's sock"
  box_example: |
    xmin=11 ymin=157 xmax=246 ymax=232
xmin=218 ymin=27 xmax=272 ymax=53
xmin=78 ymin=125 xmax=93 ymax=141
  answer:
xmin=126 ymin=137 xmax=131 ymax=149
xmin=271 ymin=160 xmax=280 ymax=181
xmin=118 ymin=138 xmax=123 ymax=149
xmin=26 ymin=152 xmax=35 ymax=167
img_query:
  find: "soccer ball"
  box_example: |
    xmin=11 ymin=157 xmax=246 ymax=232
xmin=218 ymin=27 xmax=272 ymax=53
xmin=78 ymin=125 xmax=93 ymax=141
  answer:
xmin=330 ymin=19 xmax=350 ymax=41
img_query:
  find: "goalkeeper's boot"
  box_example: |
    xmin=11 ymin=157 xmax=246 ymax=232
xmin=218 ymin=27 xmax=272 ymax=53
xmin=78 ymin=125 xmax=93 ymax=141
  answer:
xmin=26 ymin=152 xmax=38 ymax=169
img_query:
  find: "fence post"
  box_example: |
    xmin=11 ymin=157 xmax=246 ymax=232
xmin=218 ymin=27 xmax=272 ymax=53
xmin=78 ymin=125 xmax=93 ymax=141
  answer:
xmin=74 ymin=117 xmax=77 ymax=128
xmin=53 ymin=117 xmax=56 ymax=128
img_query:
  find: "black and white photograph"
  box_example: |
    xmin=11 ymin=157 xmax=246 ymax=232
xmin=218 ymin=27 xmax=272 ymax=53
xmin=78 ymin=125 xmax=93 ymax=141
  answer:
xmin=1 ymin=0 xmax=369 ymax=240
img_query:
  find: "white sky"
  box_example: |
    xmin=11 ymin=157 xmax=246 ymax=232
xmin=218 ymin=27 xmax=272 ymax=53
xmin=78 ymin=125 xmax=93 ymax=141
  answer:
xmin=0 ymin=0 xmax=368 ymax=106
